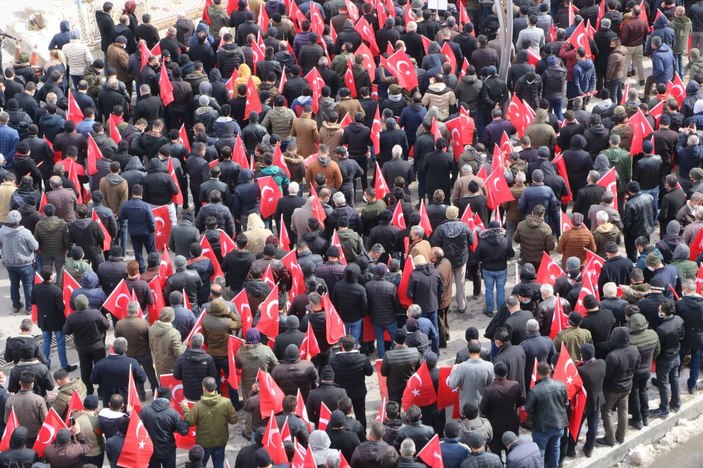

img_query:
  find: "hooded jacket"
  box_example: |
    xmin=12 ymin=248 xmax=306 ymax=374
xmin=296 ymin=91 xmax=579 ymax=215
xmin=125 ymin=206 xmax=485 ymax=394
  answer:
xmin=454 ymin=74 xmax=483 ymax=113
xmin=475 ymin=227 xmax=514 ymax=272
xmin=139 ymin=398 xmax=189 ymax=457
xmin=513 ymin=215 xmax=556 ymax=264
xmin=202 ymin=301 xmax=242 ymax=358
xmin=173 ymin=348 xmax=218 ymax=401
xmin=652 ymin=43 xmax=675 ymax=83
xmin=183 ymin=391 xmax=238 ymax=448
xmin=671 ymin=244 xmax=699 ymax=280
xmin=233 ymin=170 xmax=260 ymax=220
xmin=604 ymin=327 xmax=640 ymax=393
xmin=271 ymin=348 xmax=318 ymax=398
xmin=0 ymin=426 xmax=38 ymax=466
xmin=143 ymin=158 xmax=179 ymax=206
xmin=0 ymin=224 xmax=38 ymax=266
xmin=628 ymin=313 xmax=661 ymax=374
xmin=430 ymin=220 xmax=471 ymax=268
xmin=408 ymin=263 xmax=443 ymax=313
xmin=149 ymin=320 xmax=185 ymax=375
xmin=243 ymin=213 xmax=273 ymax=255
xmin=34 ymin=215 xmax=70 ymax=258
xmin=331 ymin=264 xmax=368 ymax=323
xmin=68 ymin=217 xmax=104 ymax=264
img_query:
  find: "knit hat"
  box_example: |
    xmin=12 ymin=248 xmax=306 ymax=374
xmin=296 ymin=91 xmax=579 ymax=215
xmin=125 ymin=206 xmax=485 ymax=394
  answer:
xmin=547 ymin=55 xmax=557 ymax=67
xmin=174 ymin=255 xmax=187 ymax=269
xmin=538 ymin=146 xmax=550 ymax=159
xmin=646 ymin=252 xmax=662 ymax=267
xmin=115 ymin=35 xmax=127 ymax=44
xmin=285 ymin=315 xmax=300 ymax=330
xmin=405 ymin=317 xmax=419 ymax=332
xmin=7 ymin=210 xmax=21 ymax=224
xmin=189 ymin=445 xmax=205 ymax=463
xmin=650 ymin=277 xmax=666 ymax=291
xmin=571 ymin=212 xmax=584 ymax=226
xmin=56 ymin=428 xmax=71 ymax=445
xmin=566 ymin=257 xmax=581 ymax=270
xmin=327 ymin=246 xmax=341 ymax=258
xmin=583 ymin=294 xmax=598 ymax=310
xmin=568 ymin=311 xmax=582 ymax=326
xmin=110 ymin=244 xmax=124 ymax=257
xmin=606 ymin=242 xmax=619 ymax=254
xmin=642 ymin=140 xmax=653 ymax=154
xmin=567 ymin=268 xmax=581 ymax=280
xmin=320 ymin=365 xmax=335 ymax=381
xmin=75 ymin=294 xmax=89 ymax=311
xmin=446 ymin=205 xmax=459 ymax=219
xmin=581 ymin=343 xmax=595 ymax=361
xmin=330 ymin=410 xmax=345 ymax=428
xmin=660 ymin=114 xmax=671 ymax=125
xmin=502 ymin=431 xmax=518 ymax=446
xmin=245 ymin=328 xmax=261 ymax=344
xmin=667 ymin=220 xmax=681 ymax=236
xmin=394 ymin=329 xmax=407 ymax=344
xmin=284 ymin=344 xmax=299 ymax=360
xmin=84 ymin=395 xmax=99 ymax=409
xmin=467 ymin=431 xmax=485 ymax=449
xmin=160 ymin=307 xmax=175 ymax=322
xmin=690 ymin=168 xmax=703 ymax=181
xmin=424 ymin=351 xmax=438 ymax=368
xmin=254 ymin=448 xmax=272 ymax=467
xmin=374 ymin=263 xmax=388 ymax=277
xmin=147 ymin=251 xmax=160 ymax=267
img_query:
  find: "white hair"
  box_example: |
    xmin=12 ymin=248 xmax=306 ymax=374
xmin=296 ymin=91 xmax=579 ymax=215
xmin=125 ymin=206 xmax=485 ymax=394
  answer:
xmin=332 ymin=191 xmax=347 ymax=206
xmin=288 ymin=181 xmax=300 ymax=195
xmin=400 ymin=438 xmax=416 ymax=457
xmin=540 ymin=283 xmax=553 ymax=296
xmin=514 ymin=171 xmax=526 ymax=184
xmin=603 ymin=282 xmax=617 ymax=297
xmin=526 ymin=319 xmax=540 ymax=333
xmin=407 ymin=21 xmax=417 ymax=32
xmin=596 ymin=210 xmax=609 ymax=223
xmin=410 ymin=225 xmax=425 ymax=238
xmin=461 ymin=164 xmax=473 ymax=175
xmin=392 ymin=145 xmax=402 ymax=158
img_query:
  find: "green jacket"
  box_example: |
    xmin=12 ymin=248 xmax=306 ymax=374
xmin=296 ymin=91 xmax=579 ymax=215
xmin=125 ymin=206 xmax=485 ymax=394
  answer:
xmin=336 ymin=228 xmax=365 ymax=263
xmin=671 ymin=258 xmax=698 ymax=281
xmin=183 ymin=392 xmax=237 ymax=448
xmin=602 ymin=148 xmax=631 ymax=192
xmin=671 ymin=15 xmax=693 ymax=54
xmin=553 ymin=326 xmax=592 ymax=361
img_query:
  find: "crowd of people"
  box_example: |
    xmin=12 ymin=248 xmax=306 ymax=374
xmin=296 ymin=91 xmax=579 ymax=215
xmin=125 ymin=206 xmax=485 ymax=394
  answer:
xmin=1 ymin=0 xmax=703 ymax=466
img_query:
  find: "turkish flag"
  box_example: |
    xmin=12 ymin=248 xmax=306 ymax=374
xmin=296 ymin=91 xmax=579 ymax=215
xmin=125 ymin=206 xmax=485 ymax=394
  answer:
xmin=354 ymin=17 xmax=380 ymax=55
xmin=398 ymin=254 xmax=415 ymax=308
xmin=690 ymin=227 xmax=703 ymax=260
xmin=66 ymin=90 xmax=84 ymax=125
xmin=64 ymin=390 xmax=84 ymax=426
xmin=272 ymin=143 xmax=291 ymax=178
xmin=159 ymin=248 xmax=173 ymax=285
xmin=550 ymin=152 xmax=572 ymax=205
xmin=175 ymin=399 xmax=197 ymax=449
xmin=355 ymin=43 xmax=377 ymax=78
xmin=152 ymin=204 xmax=172 ymax=251
xmin=560 ymin=211 xmax=574 ymax=234
xmin=667 ymin=73 xmax=685 ymax=107
xmin=506 ymin=94 xmax=533 ymax=137
xmin=39 ymin=192 xmax=48 ymax=213
xmin=234 ymin=288 xmax=253 ymax=336
xmin=331 ymin=230 xmax=348 ymax=265
xmin=258 ymin=369 xmax=285 ymax=417
xmin=437 ymin=366 xmax=460 ymax=411
xmin=461 ymin=206 xmax=480 ymax=253
xmin=485 ymin=168 xmax=514 ymax=210
xmin=257 ymin=2 xmax=271 ymax=31
xmin=318 ymin=401 xmax=332 ymax=430
xmin=257 ymin=176 xmax=283 ymax=219
xmin=166 ymin=159 xmax=183 ymax=205
xmin=86 ymin=134 xmax=102 ymax=176
xmin=232 ymin=133 xmax=250 ymax=169
xmin=441 ymin=41 xmax=457 ymax=74
xmin=322 ymin=294 xmax=345 ymax=345
xmin=649 ymin=100 xmax=665 ymax=123
xmin=251 ymin=37 xmax=265 ymax=75
xmin=33 ymin=408 xmax=67 ymax=457
xmin=127 ymin=364 xmax=142 ymax=415
xmin=305 ymin=67 xmax=325 ymax=115
xmin=431 ymin=116 xmax=442 ymax=143
xmin=299 ymin=322 xmax=321 ymax=360
xmin=296 ymin=388 xmax=312 ymax=430
xmin=375 ymin=359 xmax=388 ymax=400
xmin=118 ymin=411 xmax=154 ymax=467
xmin=178 ymin=124 xmax=191 ymax=153
xmin=574 ymin=262 xmax=599 ymax=313
xmin=375 ymin=397 xmax=387 ymax=422
xmin=585 ymin=249 xmax=605 ymax=278
xmin=401 ymin=362 xmax=437 ymax=410
xmin=596 ymin=167 xmax=619 ymax=211
xmin=371 ymin=107 xmax=381 ymax=154
xmin=244 ymin=75 xmax=262 ymax=115
xmin=417 ymin=434 xmax=444 ymax=468
xmin=421 ymin=35 xmax=431 ymax=54
xmin=536 ymin=252 xmax=566 ymax=285
xmin=339 ymin=112 xmax=354 ymax=129
xmin=344 ymin=58 xmax=357 ymax=97
xmin=66 ymin=160 xmax=86 ymax=204
xmin=227 ymin=336 xmax=244 ymax=388
xmin=527 ymin=47 xmax=540 ymax=66
xmin=553 ymin=344 xmax=584 ymax=400
xmin=289 ymin=0 xmax=306 ymax=28
xmin=91 ymin=210 xmax=112 ymax=252
xmin=391 ymin=202 xmax=406 ymax=229
xmin=569 ymin=385 xmax=588 ymax=441
xmin=446 ymin=110 xmax=474 ymax=161
xmin=159 ymin=63 xmax=174 ymax=107
xmin=292 ymin=443 xmax=316 ymax=468
xmin=257 ymin=283 xmax=280 ymax=339
xmin=103 ymin=279 xmax=132 ymax=320
xmin=183 ymin=308 xmax=205 ymax=347
xmin=500 ymin=131 xmax=513 ymax=164
xmin=62 ymin=270 xmax=80 ymax=317
xmin=309 ymin=4 xmax=324 ymax=36
xmin=139 ymin=40 xmax=151 ymax=70
xmin=262 ymin=265 xmax=276 ymax=290
xmin=567 ymin=20 xmax=592 ymax=57
xmin=108 ymin=114 xmax=122 ymax=144
xmin=384 ymin=50 xmax=418 ymax=90
xmin=219 ymin=230 xmax=236 ymax=257
xmin=281 ymin=250 xmax=305 ymax=299
xmin=549 ymin=294 xmax=570 ymax=339
xmin=374 ymin=162 xmax=390 ymax=200
xmin=199 ymin=235 xmax=224 ymax=280
xmin=419 ymin=199 xmax=433 ymax=236
xmin=0 ymin=407 xmax=18 ymax=451
xmin=147 ymin=276 xmax=165 ymax=324
xmin=279 ymin=216 xmax=291 ymax=251
xmin=628 ymin=109 xmax=654 ymax=154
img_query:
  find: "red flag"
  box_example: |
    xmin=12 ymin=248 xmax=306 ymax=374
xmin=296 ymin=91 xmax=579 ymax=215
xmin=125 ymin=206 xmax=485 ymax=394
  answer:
xmin=159 ymin=63 xmax=174 ymax=106
xmin=103 ymin=279 xmax=132 ymax=320
xmin=331 ymin=230 xmax=348 ymax=265
xmin=299 ymin=322 xmax=321 ymax=359
xmin=574 ymin=263 xmax=598 ymax=313
xmin=621 ymin=81 xmax=630 ymax=105
xmin=690 ymin=224 xmax=703 ymax=260
xmin=391 ymin=201 xmax=406 ymax=229
xmin=419 ymin=199 xmax=433 ymax=235
xmin=117 ymin=411 xmax=154 ymax=467
xmin=66 ymin=160 xmax=84 ymax=204
xmin=108 ymin=114 xmax=122 ymax=144
xmin=421 ymin=35 xmax=432 ymax=54
xmin=91 ymin=210 xmax=112 ymax=252
xmin=530 ymin=359 xmax=539 ymax=389
xmin=401 ymin=362 xmax=437 ymax=410
xmin=309 ymin=186 xmax=327 ymax=224
xmin=257 ymin=175 xmax=283 ymax=219
xmin=506 ymin=94 xmax=533 ymax=137
xmin=296 ymin=389 xmax=312 ymax=430
xmin=309 ymin=4 xmax=324 ymax=36
xmin=318 ymin=401 xmax=332 ymax=430
xmin=404 ymin=5 xmax=415 ymax=28
xmin=568 ymin=385 xmax=588 ymax=441
xmin=322 ymin=294 xmax=345 ymax=344
xmin=166 ymin=159 xmax=183 ymax=205
xmin=536 ymin=252 xmax=566 ymax=285
xmin=417 ymin=434 xmax=444 ymax=468
xmin=553 ymin=344 xmax=584 ymax=400
xmin=446 ymin=111 xmax=474 ymax=161
xmin=258 ymin=369 xmax=285 ymax=417
xmin=66 ymin=90 xmax=84 ymax=125
xmin=371 ymin=107 xmax=382 ymax=154
xmin=262 ymin=265 xmax=276 ymax=290
xmin=667 ymin=73 xmax=685 ymax=106
xmin=257 ymin=283 xmax=280 ymax=339
xmin=374 ymin=162 xmax=390 ymax=200
xmin=485 ymin=168 xmax=514 ymax=210
xmin=183 ymin=308 xmax=205 ymax=348
xmin=431 ymin=116 xmax=442 ymax=142
xmin=159 ymin=248 xmax=173 ymax=280
xmin=552 ymin=152 xmax=573 ymax=204
xmin=354 ymin=17 xmax=380 ymax=55
xmin=596 ymin=167 xmax=619 ymax=211
xmin=458 ymin=0 xmax=470 ymax=25
xmin=152 ymin=204 xmax=173 ymax=251
xmin=199 ymin=235 xmax=224 ymax=280
xmin=62 ymin=270 xmax=80 ymax=318
xmin=86 ymin=134 xmax=103 ymax=176
xmin=127 ymin=364 xmax=142 ymax=415
xmin=375 ymin=359 xmax=388 ymax=400
xmin=344 ymin=58 xmax=357 ymax=97
xmin=649 ymin=100 xmax=665 ymax=123
xmin=138 ymin=40 xmax=151 ymax=70
xmin=526 ymin=47 xmax=540 ymax=66
xmin=147 ymin=276 xmax=165 ymax=324
xmin=272 ymin=143 xmax=291 ymax=178
xmin=568 ymin=19 xmax=591 ymax=58
xmin=39 ymin=192 xmax=48 ymax=214
xmin=549 ymin=294 xmax=570 ymax=339
xmin=227 ymin=336 xmax=244 ymax=388
xmin=339 ymin=111 xmax=354 ymax=129
xmin=251 ymin=36 xmax=265 ymax=75
xmin=234 ymin=289 xmax=253 ymax=336
xmin=628 ymin=109 xmax=654 ymax=155
xmin=0 ymin=408 xmax=18 ymax=451
xmin=375 ymin=397 xmax=387 ymax=422
xmin=437 ymin=366 xmax=460 ymax=411
xmin=177 ymin=124 xmax=191 ymax=153
xmin=461 ymin=206 xmax=480 ymax=252
xmin=304 ymin=67 xmax=326 ymax=115
xmin=63 ymin=390 xmax=84 ymax=425
xmin=33 ymin=408 xmax=68 ymax=457
xmin=355 ymin=43 xmax=377 ymax=79
xmin=278 ymin=216 xmax=291 ymax=251
xmin=292 ymin=443 xmax=316 ymax=468
xmin=384 ymin=50 xmax=418 ymax=90
xmin=232 ymin=133 xmax=250 ymax=169
xmin=220 ymin=230 xmax=236 ymax=257
xmin=398 ymin=255 xmax=415 ymax=308
xmin=244 ymin=75 xmax=262 ymax=115
xmin=440 ymin=41 xmax=457 ymax=73
xmin=499 ymin=131 xmax=513 ymax=164
xmin=281 ymin=250 xmax=305 ymax=298
xmin=257 ymin=2 xmax=271 ymax=31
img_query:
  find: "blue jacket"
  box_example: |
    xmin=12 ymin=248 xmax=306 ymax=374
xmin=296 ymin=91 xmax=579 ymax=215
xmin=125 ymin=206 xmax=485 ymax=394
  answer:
xmin=572 ymin=59 xmax=596 ymax=95
xmin=119 ymin=197 xmax=155 ymax=236
xmin=0 ymin=125 xmax=19 ymax=165
xmin=399 ymin=103 xmax=427 ymax=144
xmin=91 ymin=353 xmax=147 ymax=407
xmin=70 ymin=271 xmax=107 ymax=310
xmin=440 ymin=438 xmax=471 ymax=468
xmin=652 ymin=43 xmax=675 ymax=83
xmin=518 ymin=184 xmax=558 ymax=222
xmin=647 ymin=15 xmax=676 ymax=54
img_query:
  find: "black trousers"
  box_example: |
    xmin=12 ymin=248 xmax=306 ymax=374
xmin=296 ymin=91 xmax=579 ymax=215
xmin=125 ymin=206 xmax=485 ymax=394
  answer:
xmin=78 ymin=346 xmax=106 ymax=394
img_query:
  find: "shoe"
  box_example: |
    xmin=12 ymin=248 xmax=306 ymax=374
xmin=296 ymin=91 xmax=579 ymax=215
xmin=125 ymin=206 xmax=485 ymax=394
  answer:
xmin=671 ymin=406 xmax=680 ymax=413
xmin=689 ymin=386 xmax=696 ymax=394
xmin=11 ymin=303 xmax=23 ymax=314
xmin=596 ymin=437 xmax=614 ymax=447
xmin=651 ymin=377 xmax=659 ymax=386
xmin=616 ymin=437 xmax=625 ymax=444
xmin=584 ymin=448 xmax=593 ymax=458
xmin=649 ymin=408 xmax=669 ymax=418
xmin=639 ymin=80 xmax=645 ymax=86
xmin=63 ymin=364 xmax=78 ymax=372
xmin=642 ymin=416 xmax=649 ymax=426
xmin=457 ymin=308 xmax=466 ymax=314
xmin=483 ymin=309 xmax=494 ymax=318
xmin=566 ymin=448 xmax=576 ymax=457
xmin=629 ymin=420 xmax=643 ymax=430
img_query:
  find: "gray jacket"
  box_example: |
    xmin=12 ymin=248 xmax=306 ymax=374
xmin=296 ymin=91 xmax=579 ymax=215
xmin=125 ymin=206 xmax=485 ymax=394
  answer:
xmin=0 ymin=225 xmax=38 ymax=266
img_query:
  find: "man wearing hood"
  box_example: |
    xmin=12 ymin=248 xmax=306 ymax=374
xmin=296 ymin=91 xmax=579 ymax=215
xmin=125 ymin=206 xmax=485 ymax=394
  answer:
xmin=676 ymin=280 xmax=703 ymax=396
xmin=139 ymin=386 xmax=190 ymax=468
xmin=271 ymin=343 xmax=319 ymax=399
xmin=514 ymin=204 xmax=556 ymax=270
xmin=331 ymin=263 xmax=368 ymax=343
xmin=647 ymin=36 xmax=675 ymax=98
xmin=627 ymin=312 xmax=660 ymax=429
xmin=593 ymin=213 xmax=622 ymax=258
xmin=476 ymin=221 xmax=514 ymax=317
xmin=49 ymin=20 xmax=72 ymax=50
xmin=650 ymin=299 xmax=684 ymax=419
xmin=671 ymin=244 xmax=698 ymax=280
xmin=119 ymin=184 xmax=156 ymax=272
xmin=688 ymin=48 xmax=703 ymax=80
xmin=598 ymin=327 xmax=640 ymax=446
xmin=0 ymin=426 xmax=38 ymax=466
xmin=149 ymin=307 xmax=185 ymax=375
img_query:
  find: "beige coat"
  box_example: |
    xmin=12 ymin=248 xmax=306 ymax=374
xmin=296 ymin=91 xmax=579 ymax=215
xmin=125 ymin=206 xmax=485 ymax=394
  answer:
xmin=291 ymin=115 xmax=319 ymax=157
xmin=149 ymin=320 xmax=185 ymax=375
xmin=243 ymin=213 xmax=273 ymax=255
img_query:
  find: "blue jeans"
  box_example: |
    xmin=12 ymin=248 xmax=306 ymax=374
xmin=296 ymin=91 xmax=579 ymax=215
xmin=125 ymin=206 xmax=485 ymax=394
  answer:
xmin=119 ymin=220 xmax=129 ymax=253
xmin=641 ymin=186 xmax=659 ymax=223
xmin=421 ymin=311 xmax=439 ymax=350
xmin=532 ymin=427 xmax=564 ymax=468
xmin=42 ymin=330 xmax=69 ymax=369
xmin=130 ymin=233 xmax=156 ymax=273
xmin=7 ymin=264 xmax=34 ymax=309
xmin=148 ymin=450 xmax=176 ymax=468
xmin=675 ymin=53 xmax=684 ymax=77
xmin=373 ymin=323 xmax=397 ymax=359
xmin=688 ymin=348 xmax=702 ymax=391
xmin=344 ymin=319 xmax=362 ymax=345
xmin=656 ymin=356 xmax=681 ymax=412
xmin=548 ymin=98 xmax=563 ymax=121
xmin=202 ymin=446 xmax=225 ymax=468
xmin=483 ymin=269 xmax=507 ymax=313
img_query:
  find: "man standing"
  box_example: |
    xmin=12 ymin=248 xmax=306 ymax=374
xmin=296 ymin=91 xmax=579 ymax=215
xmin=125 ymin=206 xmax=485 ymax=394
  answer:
xmin=140 ymin=386 xmax=190 ymax=468
xmin=623 ymin=181 xmax=655 ymax=261
xmin=448 ymin=341 xmax=495 ymax=410
xmin=479 ymin=362 xmax=522 ymax=456
xmin=650 ymin=299 xmax=684 ymax=418
xmin=431 ymin=206 xmax=471 ymax=314
xmin=621 ymin=5 xmax=649 ymax=86
xmin=525 ymin=362 xmax=568 ymax=468
xmin=32 ymin=266 xmax=75 ymax=372
xmin=90 ymin=337 xmax=147 ymax=407
xmin=182 ymin=376 xmax=238 ymax=468
xmin=0 ymin=210 xmax=38 ymax=314
xmin=119 ymin=184 xmax=155 ymax=272
xmin=4 ymin=370 xmax=48 ymax=446
xmin=407 ymin=255 xmax=443 ymax=345
xmin=95 ymin=2 xmax=116 ymax=56
xmin=380 ymin=331 xmax=422 ymax=404
xmin=513 ymin=205 xmax=556 ymax=270
xmin=677 ymin=279 xmax=703 ymax=394
xmin=328 ymin=336 xmax=374 ymax=429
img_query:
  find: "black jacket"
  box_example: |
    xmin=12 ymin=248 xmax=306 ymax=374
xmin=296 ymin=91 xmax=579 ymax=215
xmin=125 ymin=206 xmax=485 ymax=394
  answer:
xmin=381 ymin=347 xmax=421 ymax=398
xmin=306 ymin=382 xmax=348 ymax=424
xmin=677 ymin=295 xmax=703 ymax=349
xmin=4 ymin=335 xmax=46 ymax=365
xmin=475 ymin=227 xmax=514 ymax=271
xmin=143 ymin=158 xmax=179 ymax=206
xmin=328 ymin=428 xmax=361 ymax=463
xmin=272 ymin=329 xmax=305 ymax=360
xmin=68 ymin=218 xmax=105 ymax=265
xmin=624 ymin=192 xmax=656 ymax=238
xmin=331 ymin=264 xmax=368 ymax=323
xmin=604 ymin=327 xmax=640 ymax=393
xmin=393 ymin=420 xmax=434 ymax=451
xmin=598 ymin=255 xmax=634 ymax=294
xmin=173 ymin=348 xmax=218 ymax=401
xmin=431 ymin=219 xmax=471 ymax=268
xmin=408 ymin=264 xmax=443 ymax=314
xmin=638 ymin=293 xmax=670 ymax=330
xmin=31 ymin=282 xmax=65 ymax=333
xmin=91 ymin=353 xmax=147 ymax=406
xmin=578 ymin=359 xmax=606 ymax=414
xmin=365 ymin=278 xmax=401 ymax=326
xmin=139 ymin=399 xmax=189 ymax=457
xmin=63 ymin=308 xmax=110 ymax=350
xmin=328 ymin=350 xmax=374 ymax=399
xmin=656 ymin=315 xmax=684 ymax=360
xmin=580 ymin=308 xmax=617 ymax=359
xmin=341 ymin=122 xmax=372 ymax=158
xmin=8 ymin=360 xmax=54 ymax=396
xmin=165 ymin=269 xmax=203 ymax=307
xmin=95 ymin=10 xmax=116 ymax=52
xmin=97 ymin=258 xmax=128 ymax=297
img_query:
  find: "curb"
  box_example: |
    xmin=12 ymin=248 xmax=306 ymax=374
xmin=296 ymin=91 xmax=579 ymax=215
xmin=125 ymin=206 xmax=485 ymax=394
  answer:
xmin=566 ymin=394 xmax=703 ymax=467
